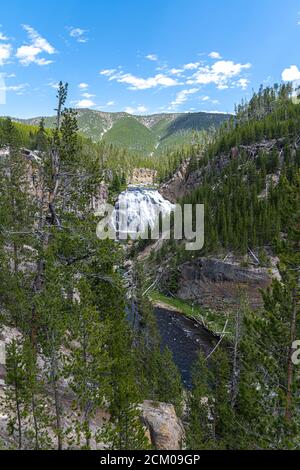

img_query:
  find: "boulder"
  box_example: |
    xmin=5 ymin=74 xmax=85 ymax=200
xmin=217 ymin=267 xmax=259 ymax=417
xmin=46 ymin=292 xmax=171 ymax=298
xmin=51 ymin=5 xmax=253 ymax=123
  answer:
xmin=139 ymin=401 xmax=184 ymax=450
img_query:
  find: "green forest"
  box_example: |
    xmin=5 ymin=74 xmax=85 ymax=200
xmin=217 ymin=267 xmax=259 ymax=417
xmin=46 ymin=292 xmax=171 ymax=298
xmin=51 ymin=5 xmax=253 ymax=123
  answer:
xmin=0 ymin=79 xmax=299 ymax=451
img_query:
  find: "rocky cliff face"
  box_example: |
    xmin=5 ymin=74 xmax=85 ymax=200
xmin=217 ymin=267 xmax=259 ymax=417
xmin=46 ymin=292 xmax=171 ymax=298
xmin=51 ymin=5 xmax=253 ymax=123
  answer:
xmin=159 ymin=160 xmax=190 ymax=203
xmin=176 ymin=257 xmax=273 ymax=310
xmin=159 ymin=138 xmax=288 ymax=203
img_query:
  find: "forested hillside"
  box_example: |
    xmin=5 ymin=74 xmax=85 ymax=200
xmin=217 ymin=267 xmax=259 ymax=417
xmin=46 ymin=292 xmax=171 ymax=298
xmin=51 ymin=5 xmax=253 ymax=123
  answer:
xmin=141 ymin=83 xmax=300 ymax=449
xmin=13 ymin=109 xmax=230 ymax=155
xmin=0 ymin=82 xmax=299 ymax=450
xmin=0 ymin=83 xmax=183 ymax=450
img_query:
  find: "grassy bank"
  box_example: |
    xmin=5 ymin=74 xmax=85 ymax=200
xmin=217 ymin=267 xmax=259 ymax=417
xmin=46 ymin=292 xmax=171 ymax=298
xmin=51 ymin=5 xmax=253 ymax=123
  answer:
xmin=149 ymin=290 xmax=234 ymax=341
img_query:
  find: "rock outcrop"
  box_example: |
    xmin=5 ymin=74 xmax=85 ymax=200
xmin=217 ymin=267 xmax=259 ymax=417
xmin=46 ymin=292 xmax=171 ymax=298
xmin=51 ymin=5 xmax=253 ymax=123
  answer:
xmin=159 ymin=160 xmax=190 ymax=203
xmin=130 ymin=168 xmax=157 ymax=186
xmin=91 ymin=182 xmax=109 ymax=213
xmin=159 ymin=138 xmax=289 ymax=204
xmin=139 ymin=401 xmax=185 ymax=450
xmin=177 ymin=257 xmax=272 ymax=310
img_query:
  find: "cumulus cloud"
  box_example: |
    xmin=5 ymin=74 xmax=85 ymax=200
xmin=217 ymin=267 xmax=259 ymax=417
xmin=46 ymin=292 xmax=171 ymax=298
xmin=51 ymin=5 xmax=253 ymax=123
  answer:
xmin=145 ymin=54 xmax=158 ymax=61
xmin=182 ymin=62 xmax=200 ymax=70
xmin=81 ymin=92 xmax=95 ymax=98
xmin=0 ymin=43 xmax=12 ymax=65
xmin=118 ymin=73 xmax=178 ymax=90
xmin=186 ymin=60 xmax=251 ymax=88
xmin=169 ymin=68 xmax=184 ymax=75
xmin=68 ymin=27 xmax=88 ymax=43
xmin=106 ymin=101 xmax=115 ymax=106
xmin=202 ymin=96 xmax=219 ymax=104
xmin=124 ymin=105 xmax=147 ymax=114
xmin=99 ymin=69 xmax=117 ymax=76
xmin=235 ymin=78 xmax=250 ymax=89
xmin=169 ymin=88 xmax=198 ymax=110
xmin=78 ymin=82 xmax=89 ymax=89
xmin=209 ymin=51 xmax=222 ymax=59
xmin=100 ymin=69 xmax=179 ymax=90
xmin=99 ymin=54 xmax=251 ymax=103
xmin=282 ymin=65 xmax=300 ymax=82
xmin=74 ymin=98 xmax=96 ymax=108
xmin=16 ymin=25 xmax=55 ymax=66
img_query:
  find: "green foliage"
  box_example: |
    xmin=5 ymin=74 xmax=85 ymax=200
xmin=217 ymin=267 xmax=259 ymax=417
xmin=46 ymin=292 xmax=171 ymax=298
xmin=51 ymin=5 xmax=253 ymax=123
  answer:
xmin=16 ymin=109 xmax=229 ymax=155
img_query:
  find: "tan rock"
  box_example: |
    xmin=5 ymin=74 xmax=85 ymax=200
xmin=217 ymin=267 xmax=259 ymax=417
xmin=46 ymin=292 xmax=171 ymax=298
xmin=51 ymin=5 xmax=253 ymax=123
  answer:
xmin=130 ymin=168 xmax=157 ymax=186
xmin=139 ymin=401 xmax=185 ymax=450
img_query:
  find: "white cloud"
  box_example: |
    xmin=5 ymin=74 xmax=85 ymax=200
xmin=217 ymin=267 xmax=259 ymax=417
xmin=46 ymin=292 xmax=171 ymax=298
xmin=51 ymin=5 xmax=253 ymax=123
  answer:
xmin=145 ymin=54 xmax=158 ymax=61
xmin=282 ymin=65 xmax=300 ymax=82
xmin=74 ymin=98 xmax=96 ymax=108
xmin=78 ymin=82 xmax=89 ymax=89
xmin=106 ymin=100 xmax=115 ymax=106
xmin=81 ymin=92 xmax=95 ymax=98
xmin=101 ymin=70 xmax=179 ymax=90
xmin=169 ymin=68 xmax=184 ymax=75
xmin=236 ymin=78 xmax=249 ymax=89
xmin=69 ymin=27 xmax=88 ymax=43
xmin=0 ymin=43 xmax=12 ymax=65
xmin=187 ymin=60 xmax=251 ymax=88
xmin=169 ymin=88 xmax=198 ymax=109
xmin=209 ymin=51 xmax=222 ymax=59
xmin=48 ymin=81 xmax=59 ymax=89
xmin=119 ymin=73 xmax=178 ymax=90
xmin=183 ymin=62 xmax=200 ymax=70
xmin=217 ymin=84 xmax=229 ymax=90
xmin=99 ymin=55 xmax=251 ymax=97
xmin=0 ymin=83 xmax=29 ymax=93
xmin=199 ymin=95 xmax=219 ymax=105
xmin=100 ymin=69 xmax=117 ymax=76
xmin=2 ymin=72 xmax=16 ymax=78
xmin=16 ymin=25 xmax=55 ymax=66
xmin=124 ymin=105 xmax=147 ymax=114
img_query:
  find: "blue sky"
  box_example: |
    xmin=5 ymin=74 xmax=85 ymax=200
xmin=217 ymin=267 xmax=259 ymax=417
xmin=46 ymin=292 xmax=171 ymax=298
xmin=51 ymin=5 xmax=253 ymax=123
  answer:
xmin=0 ymin=0 xmax=299 ymax=118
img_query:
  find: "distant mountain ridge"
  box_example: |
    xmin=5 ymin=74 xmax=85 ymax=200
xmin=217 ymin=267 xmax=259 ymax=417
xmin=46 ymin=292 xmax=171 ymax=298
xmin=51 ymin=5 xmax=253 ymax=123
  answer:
xmin=14 ymin=109 xmax=231 ymax=155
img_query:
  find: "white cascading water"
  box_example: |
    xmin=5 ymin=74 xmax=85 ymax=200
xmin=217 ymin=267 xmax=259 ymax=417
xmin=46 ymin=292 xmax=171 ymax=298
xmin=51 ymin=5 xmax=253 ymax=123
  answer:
xmin=110 ymin=186 xmax=175 ymax=239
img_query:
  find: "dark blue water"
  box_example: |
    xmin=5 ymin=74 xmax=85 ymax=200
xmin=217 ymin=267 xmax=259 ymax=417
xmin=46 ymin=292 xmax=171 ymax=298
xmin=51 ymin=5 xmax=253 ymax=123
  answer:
xmin=153 ymin=306 xmax=216 ymax=388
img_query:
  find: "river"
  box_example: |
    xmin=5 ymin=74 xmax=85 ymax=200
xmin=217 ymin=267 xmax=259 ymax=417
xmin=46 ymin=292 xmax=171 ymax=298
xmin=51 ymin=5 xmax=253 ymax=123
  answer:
xmin=117 ymin=186 xmax=216 ymax=387
xmin=154 ymin=306 xmax=216 ymax=388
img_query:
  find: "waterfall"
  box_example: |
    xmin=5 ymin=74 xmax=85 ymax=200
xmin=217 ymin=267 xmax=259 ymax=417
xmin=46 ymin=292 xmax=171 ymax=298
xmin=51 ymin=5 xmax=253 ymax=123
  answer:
xmin=110 ymin=186 xmax=175 ymax=239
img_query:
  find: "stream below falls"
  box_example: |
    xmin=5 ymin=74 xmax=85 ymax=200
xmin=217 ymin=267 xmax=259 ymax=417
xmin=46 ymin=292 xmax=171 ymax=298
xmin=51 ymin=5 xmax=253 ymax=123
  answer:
xmin=117 ymin=186 xmax=217 ymax=388
xmin=154 ymin=306 xmax=216 ymax=388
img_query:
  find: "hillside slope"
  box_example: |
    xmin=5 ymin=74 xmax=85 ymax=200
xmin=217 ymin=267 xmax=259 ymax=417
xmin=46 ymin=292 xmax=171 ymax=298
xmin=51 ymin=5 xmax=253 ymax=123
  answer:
xmin=14 ymin=109 xmax=230 ymax=155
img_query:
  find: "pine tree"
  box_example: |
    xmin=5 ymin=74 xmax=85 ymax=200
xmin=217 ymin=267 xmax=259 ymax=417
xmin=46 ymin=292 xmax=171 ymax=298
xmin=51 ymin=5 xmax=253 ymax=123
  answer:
xmin=5 ymin=339 xmax=26 ymax=449
xmin=22 ymin=339 xmax=53 ymax=449
xmin=187 ymin=353 xmax=215 ymax=449
xmin=65 ymin=278 xmax=111 ymax=449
